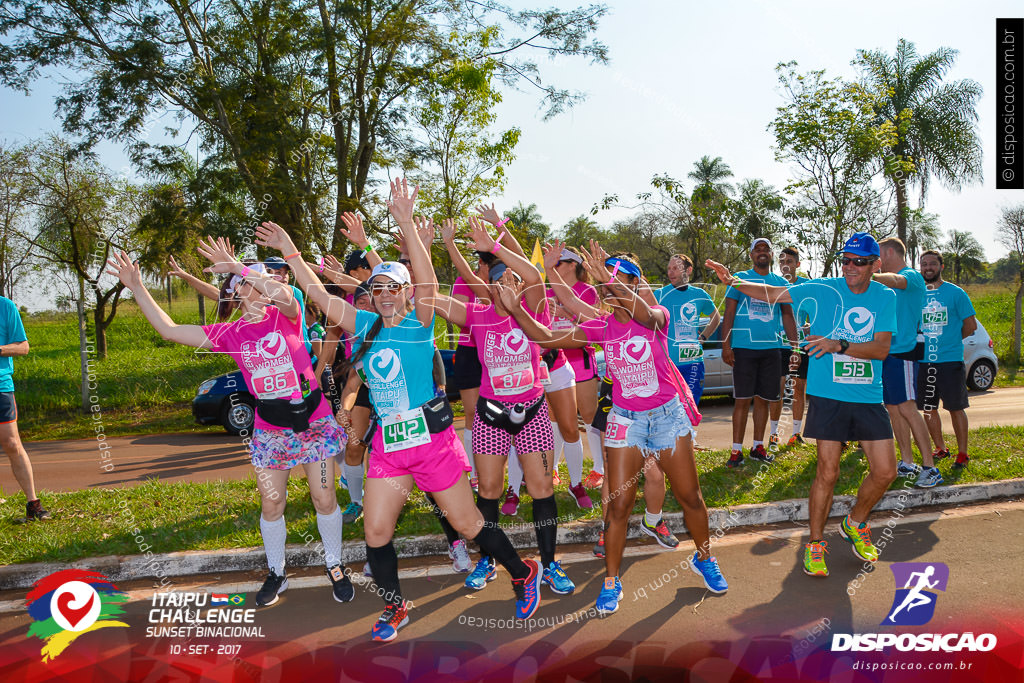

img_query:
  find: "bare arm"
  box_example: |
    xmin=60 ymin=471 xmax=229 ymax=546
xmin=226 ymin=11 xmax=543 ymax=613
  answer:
xmin=0 ymin=340 xmax=30 ymax=357
xmin=581 ymin=242 xmax=665 ymax=330
xmin=168 ymin=255 xmax=220 ymax=301
xmin=386 ymin=180 xmax=436 ymax=328
xmin=467 ymin=217 xmax=544 ymax=310
xmin=705 ymin=259 xmax=793 ymax=304
xmin=496 ymin=287 xmax=588 ymax=350
xmin=702 ymin=307 xmax=721 ymax=340
xmin=196 ymin=237 xmax=301 ymax=322
xmin=543 ymin=239 xmax=601 ymax=321
xmin=441 ymin=219 xmax=491 ymax=301
xmin=476 ymin=203 xmax=529 ymax=259
xmin=339 ymin=212 xmax=383 ymax=268
xmin=872 ymin=272 xmax=907 ymax=289
xmin=429 ymin=293 xmax=469 ymax=328
xmin=805 ymin=332 xmax=892 ymax=361
xmin=961 ymin=315 xmax=978 ymax=339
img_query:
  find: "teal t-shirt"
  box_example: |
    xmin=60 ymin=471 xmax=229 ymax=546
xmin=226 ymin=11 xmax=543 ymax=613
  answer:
xmin=289 ymin=285 xmax=313 ymax=357
xmin=781 ymin=275 xmax=811 ymax=348
xmin=922 ymin=282 xmax=976 ymax=363
xmin=887 ymin=267 xmax=925 ymax=354
xmin=351 ymin=308 xmax=437 ymax=419
xmin=0 ymin=297 xmax=27 ymax=393
xmin=655 ymin=284 xmax=717 ymax=363
xmin=789 ymin=279 xmax=897 ymax=404
xmin=725 ymin=269 xmax=790 ymax=349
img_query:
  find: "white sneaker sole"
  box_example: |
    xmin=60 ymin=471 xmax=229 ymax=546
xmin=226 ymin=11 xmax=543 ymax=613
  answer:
xmin=257 ymin=578 xmax=288 ymax=606
xmin=689 ymin=562 xmax=727 ymax=594
xmin=639 ymin=523 xmax=679 ymax=550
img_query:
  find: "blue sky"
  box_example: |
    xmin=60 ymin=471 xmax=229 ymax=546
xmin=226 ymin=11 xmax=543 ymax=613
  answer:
xmin=2 ymin=0 xmax=1022 ymax=308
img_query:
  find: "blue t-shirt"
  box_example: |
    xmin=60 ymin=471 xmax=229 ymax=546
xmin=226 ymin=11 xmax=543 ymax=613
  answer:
xmin=922 ymin=282 xmax=976 ymax=363
xmin=0 ymin=297 xmax=27 ymax=393
xmin=887 ymin=267 xmax=926 ymax=354
xmin=350 ymin=308 xmax=437 ymax=419
xmin=782 ymin=275 xmax=812 ymax=348
xmin=289 ymin=285 xmax=313 ymax=357
xmin=655 ymin=284 xmax=717 ymax=363
xmin=789 ymin=279 xmax=897 ymax=404
xmin=725 ymin=269 xmax=790 ymax=349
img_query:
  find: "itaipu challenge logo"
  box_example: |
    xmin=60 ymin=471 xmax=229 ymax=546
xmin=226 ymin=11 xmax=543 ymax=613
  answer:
xmin=25 ymin=569 xmax=130 ymax=662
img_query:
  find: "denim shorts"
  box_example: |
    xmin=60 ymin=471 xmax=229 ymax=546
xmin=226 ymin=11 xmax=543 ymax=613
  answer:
xmin=609 ymin=395 xmax=694 ymax=458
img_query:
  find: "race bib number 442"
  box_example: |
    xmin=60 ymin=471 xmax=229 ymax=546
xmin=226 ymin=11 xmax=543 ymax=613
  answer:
xmin=381 ymin=408 xmax=431 ymax=453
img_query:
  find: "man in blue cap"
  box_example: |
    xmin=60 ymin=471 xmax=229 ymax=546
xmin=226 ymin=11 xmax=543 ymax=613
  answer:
xmin=705 ymin=231 xmax=898 ymax=579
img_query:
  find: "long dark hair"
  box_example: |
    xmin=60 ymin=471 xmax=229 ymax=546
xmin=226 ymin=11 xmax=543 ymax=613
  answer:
xmin=216 ymin=259 xmax=258 ymax=321
xmin=340 ymin=315 xmax=383 ymax=376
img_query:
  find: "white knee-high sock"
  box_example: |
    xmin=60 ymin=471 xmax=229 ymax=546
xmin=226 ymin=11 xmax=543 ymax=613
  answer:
xmin=508 ymin=447 xmax=524 ymax=492
xmin=260 ymin=516 xmax=287 ymax=575
xmin=563 ymin=436 xmax=584 ymax=486
xmin=586 ymin=426 xmax=604 ymax=475
xmin=551 ymin=422 xmax=565 ymax=470
xmin=316 ymin=507 xmax=344 ymax=567
xmin=343 ymin=463 xmax=364 ymax=506
xmin=463 ymin=428 xmax=476 ymax=477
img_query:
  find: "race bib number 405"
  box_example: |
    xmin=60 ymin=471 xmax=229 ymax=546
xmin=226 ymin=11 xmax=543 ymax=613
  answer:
xmin=381 ymin=408 xmax=431 ymax=453
xmin=832 ymin=353 xmax=873 ymax=384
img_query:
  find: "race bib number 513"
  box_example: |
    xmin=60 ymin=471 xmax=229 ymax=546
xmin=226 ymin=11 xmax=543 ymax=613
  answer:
xmin=832 ymin=353 xmax=872 ymax=384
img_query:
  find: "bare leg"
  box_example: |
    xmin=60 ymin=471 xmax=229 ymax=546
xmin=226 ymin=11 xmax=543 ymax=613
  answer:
xmin=658 ymin=434 xmax=712 ymax=560
xmin=0 ymin=421 xmax=37 ymax=500
xmin=752 ymin=396 xmax=769 ymax=442
xmin=897 ymin=401 xmax=933 ymax=467
xmin=849 ymin=440 xmax=898 ymax=523
xmin=604 ymin=445 xmax=644 ymax=578
xmin=950 ymin=410 xmax=969 ymax=454
xmin=808 ymin=440 xmax=842 ymax=541
xmin=731 ymin=398 xmax=751 ymax=446
xmin=923 ymin=409 xmax=946 ymax=452
xmin=641 ymin=457 xmax=665 ymax=516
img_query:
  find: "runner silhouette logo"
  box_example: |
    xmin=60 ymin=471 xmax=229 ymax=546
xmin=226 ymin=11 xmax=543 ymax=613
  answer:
xmin=884 ymin=562 xmax=949 ymax=626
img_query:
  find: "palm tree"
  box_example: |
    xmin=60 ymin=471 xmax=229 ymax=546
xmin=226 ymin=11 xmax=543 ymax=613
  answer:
xmin=561 ymin=215 xmax=604 ymax=248
xmin=943 ymin=229 xmax=985 ymax=285
xmin=506 ymin=202 xmax=551 ymax=245
xmin=905 ymin=209 xmax=943 ymax=267
xmin=687 ymin=155 xmax=734 ymax=204
xmin=855 ymin=39 xmax=983 ymax=244
xmin=732 ymin=178 xmax=785 ymax=247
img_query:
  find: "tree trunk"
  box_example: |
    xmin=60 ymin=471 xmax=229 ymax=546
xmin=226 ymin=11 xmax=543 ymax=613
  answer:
xmin=93 ymin=305 xmax=107 ymax=359
xmin=166 ymin=276 xmax=172 ymax=307
xmin=198 ymin=292 xmax=206 ymax=325
xmin=78 ymin=278 xmax=90 ymax=414
xmin=1015 ymin=278 xmax=1023 ymax=366
xmin=894 ymin=176 xmax=909 ymax=245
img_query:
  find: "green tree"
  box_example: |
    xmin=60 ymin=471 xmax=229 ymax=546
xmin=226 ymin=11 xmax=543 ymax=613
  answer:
xmin=506 ymin=202 xmax=551 ymax=246
xmin=560 ymin=214 xmax=605 ymax=248
xmin=997 ymin=206 xmax=1024 ymax=365
xmin=904 ymin=209 xmax=942 ymax=267
xmin=942 ymin=229 xmax=985 ymax=285
xmin=730 ymin=178 xmax=786 ymax=247
xmin=0 ymin=141 xmax=38 ymax=300
xmin=854 ymin=39 xmax=983 ymax=244
xmin=688 ymin=155 xmax=734 ymax=203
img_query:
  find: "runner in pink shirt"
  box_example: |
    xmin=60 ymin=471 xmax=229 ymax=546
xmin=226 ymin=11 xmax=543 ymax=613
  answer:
xmin=502 ymin=242 xmax=729 ymax=616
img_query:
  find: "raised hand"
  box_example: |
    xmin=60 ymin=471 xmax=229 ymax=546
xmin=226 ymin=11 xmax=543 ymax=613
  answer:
xmin=197 ymin=236 xmax=239 ymax=274
xmin=543 ymin=239 xmax=566 ymax=271
xmin=494 ymin=279 xmax=523 ymax=311
xmin=580 ymin=240 xmax=613 ymax=283
xmin=474 ymin=203 xmax=502 ymax=226
xmin=440 ymin=218 xmax=457 ymax=244
xmin=467 ymin=215 xmax=496 ymax=253
xmin=324 ymin=254 xmax=344 ymax=272
xmin=386 ymin=178 xmax=418 ymax=227
xmin=704 ymin=259 xmax=735 ymax=285
xmin=106 ymin=250 xmax=143 ymax=290
xmin=167 ymin=254 xmax=188 ymax=279
xmin=412 ymin=215 xmax=435 ymax=249
xmin=339 ymin=212 xmax=369 ymax=248
xmin=254 ymin=221 xmax=298 ymax=256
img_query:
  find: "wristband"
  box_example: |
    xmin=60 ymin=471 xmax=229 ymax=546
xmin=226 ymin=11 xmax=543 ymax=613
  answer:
xmin=363 ymin=244 xmax=375 ymax=255
xmin=317 ymin=256 xmax=325 ymax=273
xmin=608 ymin=262 xmax=621 ymax=283
xmin=282 ymin=251 xmax=301 ymax=261
xmin=491 ymin=231 xmax=506 ymax=254
xmin=496 ymin=217 xmax=510 ymax=228
xmin=240 ymin=265 xmax=251 ymax=278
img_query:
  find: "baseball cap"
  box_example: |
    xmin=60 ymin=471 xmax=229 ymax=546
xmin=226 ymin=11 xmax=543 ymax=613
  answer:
xmin=263 ymin=256 xmax=289 ymax=269
xmin=838 ymin=232 xmax=880 ymax=258
xmin=368 ymin=261 xmax=411 ymax=286
xmin=344 ymin=250 xmax=370 ymax=273
xmin=558 ymin=248 xmax=582 ymax=264
xmin=488 ymin=262 xmax=522 ymax=283
xmin=226 ymin=263 xmax=269 ymax=293
xmin=750 ymin=237 xmax=772 ymax=253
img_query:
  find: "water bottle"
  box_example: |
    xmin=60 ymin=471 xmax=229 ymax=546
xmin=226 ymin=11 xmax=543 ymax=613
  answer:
xmin=289 ymin=390 xmax=310 ymax=432
xmin=509 ymin=403 xmax=527 ymax=425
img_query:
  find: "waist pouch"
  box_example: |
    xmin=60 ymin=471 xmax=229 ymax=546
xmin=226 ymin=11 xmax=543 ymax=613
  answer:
xmin=541 ymin=349 xmax=559 ymax=370
xmin=476 ymin=395 xmax=544 ymax=436
xmin=892 ymin=343 xmax=924 ymax=362
xmin=366 ymin=396 xmax=454 ymax=443
xmin=257 ymin=389 xmax=323 ymax=433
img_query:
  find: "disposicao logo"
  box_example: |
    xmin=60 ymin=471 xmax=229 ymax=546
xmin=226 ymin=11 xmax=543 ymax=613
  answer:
xmin=26 ymin=569 xmax=129 ymax=662
xmin=884 ymin=562 xmax=948 ymax=626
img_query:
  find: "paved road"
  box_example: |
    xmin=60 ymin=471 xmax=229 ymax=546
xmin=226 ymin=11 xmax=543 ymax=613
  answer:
xmin=7 ymin=387 xmax=1023 ymax=493
xmin=1 ymin=500 xmax=1021 ymax=680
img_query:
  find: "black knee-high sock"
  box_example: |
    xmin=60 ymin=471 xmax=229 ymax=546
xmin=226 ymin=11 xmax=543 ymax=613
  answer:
xmin=476 ymin=494 xmax=500 ymax=562
xmin=533 ymin=495 xmax=558 ymax=567
xmin=472 ymin=525 xmax=529 ymax=580
xmin=365 ymin=542 xmax=402 ymax=605
xmin=426 ymin=494 xmax=460 ymax=546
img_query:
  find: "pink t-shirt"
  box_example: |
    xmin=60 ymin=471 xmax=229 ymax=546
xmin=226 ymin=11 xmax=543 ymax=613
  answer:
xmin=202 ymin=306 xmax=331 ymax=430
xmin=579 ymin=306 xmax=678 ymax=411
xmin=452 ymin=276 xmax=476 ymax=347
xmin=552 ymin=281 xmax=598 ymax=375
xmin=466 ymin=302 xmax=545 ymax=402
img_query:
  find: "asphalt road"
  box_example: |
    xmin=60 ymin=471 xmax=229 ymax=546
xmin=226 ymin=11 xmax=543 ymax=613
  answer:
xmin=1 ymin=500 xmax=1021 ymax=680
xmin=7 ymin=387 xmax=1023 ymax=493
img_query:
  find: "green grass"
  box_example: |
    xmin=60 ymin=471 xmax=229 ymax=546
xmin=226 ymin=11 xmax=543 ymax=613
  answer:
xmin=2 ymin=425 xmax=1021 ymax=565
xmin=963 ymin=283 xmax=1022 ymax=386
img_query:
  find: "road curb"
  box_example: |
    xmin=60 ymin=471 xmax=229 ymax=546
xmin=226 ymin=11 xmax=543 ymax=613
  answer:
xmin=1 ymin=478 xmax=1021 ymax=591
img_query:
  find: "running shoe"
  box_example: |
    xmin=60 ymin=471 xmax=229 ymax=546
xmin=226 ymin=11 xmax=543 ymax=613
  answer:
xmin=500 ymin=486 xmax=519 ymax=516
xmin=327 ymin=565 xmax=355 ymax=603
xmin=726 ymin=449 xmax=744 ymax=468
xmin=896 ymin=460 xmax=921 ymax=478
xmin=371 ymin=601 xmax=409 ymax=642
xmin=595 ymin=576 xmax=622 ymax=615
xmin=915 ymin=466 xmax=944 ymax=489
xmin=640 ymin=517 xmax=680 ymax=549
xmin=749 ymin=444 xmax=774 ymax=464
xmin=582 ymin=470 xmax=604 ymax=489
xmin=341 ymin=502 xmax=363 ymax=524
xmin=568 ymin=483 xmax=594 ymax=509
xmin=803 ymin=540 xmax=829 ymax=577
xmin=690 ymin=552 xmax=728 ymax=593
xmin=787 ymin=433 xmax=805 ymax=446
xmin=256 ymin=569 xmax=288 ymax=606
xmin=839 ymin=514 xmax=879 ymax=562
xmin=552 ymin=470 xmax=561 ymax=487
xmin=768 ymin=434 xmax=781 ymax=453
xmin=542 ymin=561 xmax=576 ymax=594
xmin=952 ymin=452 xmax=970 ymax=470
xmin=25 ymin=499 xmax=51 ymax=521
xmin=449 ymin=540 xmax=473 ymax=573
xmin=512 ymin=559 xmax=542 ymax=619
xmin=592 ymin=530 xmax=605 ymax=558
xmin=338 ymin=473 xmax=347 ymax=489
xmin=465 ymin=557 xmax=497 ymax=590
xmin=932 ymin=448 xmax=951 ymax=461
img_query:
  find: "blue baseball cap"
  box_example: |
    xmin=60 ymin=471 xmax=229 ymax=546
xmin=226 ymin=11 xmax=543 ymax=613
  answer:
xmin=839 ymin=232 xmax=880 ymax=258
xmin=263 ymin=256 xmax=289 ymax=269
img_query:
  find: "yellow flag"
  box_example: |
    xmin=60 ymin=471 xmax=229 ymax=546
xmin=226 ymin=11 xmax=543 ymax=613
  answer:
xmin=530 ymin=239 xmax=546 ymax=282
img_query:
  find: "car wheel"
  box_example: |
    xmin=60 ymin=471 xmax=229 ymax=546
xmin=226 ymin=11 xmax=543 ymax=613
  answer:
xmin=221 ymin=394 xmax=256 ymax=435
xmin=967 ymin=359 xmax=995 ymax=392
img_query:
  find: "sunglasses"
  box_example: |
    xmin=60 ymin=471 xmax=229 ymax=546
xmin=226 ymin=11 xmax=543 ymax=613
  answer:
xmin=840 ymin=256 xmax=877 ymax=267
xmin=369 ymin=282 xmax=406 ymax=295
xmin=398 ymin=259 xmax=412 ymax=266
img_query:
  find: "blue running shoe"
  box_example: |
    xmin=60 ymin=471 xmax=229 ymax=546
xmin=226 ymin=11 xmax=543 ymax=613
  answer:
xmin=513 ymin=559 xmax=542 ymax=619
xmin=595 ymin=576 xmax=622 ymax=615
xmin=690 ymin=552 xmax=728 ymax=593
xmin=915 ymin=466 xmax=943 ymax=488
xmin=465 ymin=557 xmax=496 ymax=590
xmin=541 ymin=561 xmax=575 ymax=594
xmin=370 ymin=601 xmax=409 ymax=642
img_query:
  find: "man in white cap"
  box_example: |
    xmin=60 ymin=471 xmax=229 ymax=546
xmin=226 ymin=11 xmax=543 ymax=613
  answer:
xmin=720 ymin=238 xmax=797 ymax=468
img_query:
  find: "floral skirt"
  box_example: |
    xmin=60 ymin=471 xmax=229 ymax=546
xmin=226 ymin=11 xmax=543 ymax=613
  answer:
xmin=250 ymin=415 xmax=347 ymax=470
